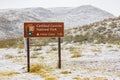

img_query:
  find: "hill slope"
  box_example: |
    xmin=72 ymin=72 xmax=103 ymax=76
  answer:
xmin=65 ymin=16 xmax=120 ymax=44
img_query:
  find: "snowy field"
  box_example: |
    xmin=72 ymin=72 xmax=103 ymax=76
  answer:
xmin=0 ymin=43 xmax=120 ymax=80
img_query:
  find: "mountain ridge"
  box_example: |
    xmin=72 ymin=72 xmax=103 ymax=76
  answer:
xmin=0 ymin=5 xmax=114 ymax=40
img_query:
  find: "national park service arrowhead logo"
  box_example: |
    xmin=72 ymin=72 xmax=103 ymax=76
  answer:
xmin=26 ymin=24 xmax=35 ymax=36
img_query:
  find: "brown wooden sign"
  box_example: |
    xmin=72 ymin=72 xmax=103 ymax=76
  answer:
xmin=24 ymin=22 xmax=64 ymax=38
xmin=24 ymin=22 xmax=64 ymax=72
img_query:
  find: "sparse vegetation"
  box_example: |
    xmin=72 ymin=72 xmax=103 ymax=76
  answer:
xmin=0 ymin=16 xmax=120 ymax=48
xmin=63 ymin=16 xmax=120 ymax=44
xmin=0 ymin=37 xmax=58 ymax=48
xmin=0 ymin=72 xmax=20 ymax=76
xmin=0 ymin=38 xmax=23 ymax=48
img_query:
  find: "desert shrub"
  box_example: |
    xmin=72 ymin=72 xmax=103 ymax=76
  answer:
xmin=109 ymin=22 xmax=117 ymax=28
xmin=0 ymin=37 xmax=57 ymax=48
xmin=107 ymin=45 xmax=113 ymax=48
xmin=30 ymin=64 xmax=43 ymax=73
xmin=18 ymin=49 xmax=23 ymax=54
xmin=61 ymin=71 xmax=71 ymax=74
xmin=45 ymin=77 xmax=57 ymax=80
xmin=71 ymin=52 xmax=82 ymax=58
xmin=30 ymin=63 xmax=57 ymax=80
xmin=0 ymin=72 xmax=20 ymax=76
xmin=17 ymin=44 xmax=24 ymax=49
xmin=51 ymin=47 xmax=57 ymax=51
xmin=63 ymin=35 xmax=73 ymax=42
xmin=101 ymin=22 xmax=107 ymax=26
xmin=30 ymin=38 xmax=57 ymax=46
xmin=33 ymin=47 xmax=42 ymax=51
xmin=0 ymin=38 xmax=23 ymax=48
xmin=0 ymin=39 xmax=17 ymax=48
xmin=4 ymin=54 xmax=14 ymax=59
xmin=94 ymin=77 xmax=108 ymax=80
xmin=82 ymin=25 xmax=91 ymax=31
xmin=31 ymin=53 xmax=39 ymax=58
xmin=91 ymin=49 xmax=102 ymax=53
xmin=69 ymin=46 xmax=75 ymax=51
xmin=73 ymin=77 xmax=89 ymax=80
xmin=73 ymin=34 xmax=89 ymax=43
xmin=97 ymin=27 xmax=106 ymax=33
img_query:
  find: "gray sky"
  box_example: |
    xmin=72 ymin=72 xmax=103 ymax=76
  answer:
xmin=0 ymin=0 xmax=120 ymax=16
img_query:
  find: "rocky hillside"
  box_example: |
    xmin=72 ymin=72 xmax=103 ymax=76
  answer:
xmin=65 ymin=16 xmax=120 ymax=44
xmin=0 ymin=5 xmax=114 ymax=40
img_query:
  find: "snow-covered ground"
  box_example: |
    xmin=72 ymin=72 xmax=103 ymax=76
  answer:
xmin=0 ymin=43 xmax=120 ymax=80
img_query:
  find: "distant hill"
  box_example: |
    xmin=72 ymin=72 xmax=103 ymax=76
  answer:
xmin=0 ymin=7 xmax=54 ymax=39
xmin=0 ymin=5 xmax=114 ymax=40
xmin=48 ymin=5 xmax=114 ymax=28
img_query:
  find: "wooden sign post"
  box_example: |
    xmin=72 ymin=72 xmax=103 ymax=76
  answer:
xmin=27 ymin=38 xmax=30 ymax=72
xmin=24 ymin=22 xmax=64 ymax=72
xmin=58 ymin=37 xmax=61 ymax=68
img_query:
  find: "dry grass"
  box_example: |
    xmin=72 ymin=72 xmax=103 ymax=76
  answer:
xmin=73 ymin=77 xmax=89 ymax=80
xmin=107 ymin=45 xmax=113 ymax=48
xmin=30 ymin=64 xmax=57 ymax=80
xmin=12 ymin=57 xmax=23 ymax=62
xmin=69 ymin=46 xmax=75 ymax=51
xmin=45 ymin=77 xmax=57 ymax=80
xmin=93 ymin=77 xmax=108 ymax=80
xmin=91 ymin=49 xmax=102 ymax=53
xmin=4 ymin=54 xmax=14 ymax=59
xmin=61 ymin=71 xmax=71 ymax=74
xmin=0 ymin=38 xmax=23 ymax=48
xmin=51 ymin=47 xmax=57 ymax=51
xmin=0 ymin=72 xmax=20 ymax=76
xmin=71 ymin=52 xmax=82 ymax=58
xmin=117 ymin=73 xmax=120 ymax=77
xmin=18 ymin=49 xmax=23 ymax=54
xmin=69 ymin=46 xmax=82 ymax=58
xmin=30 ymin=64 xmax=43 ymax=73
xmin=17 ymin=44 xmax=24 ymax=49
xmin=33 ymin=47 xmax=42 ymax=51
xmin=31 ymin=53 xmax=39 ymax=58
xmin=109 ymin=49 xmax=119 ymax=52
xmin=73 ymin=77 xmax=80 ymax=80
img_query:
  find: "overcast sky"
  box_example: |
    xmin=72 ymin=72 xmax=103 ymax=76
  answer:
xmin=0 ymin=0 xmax=120 ymax=16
